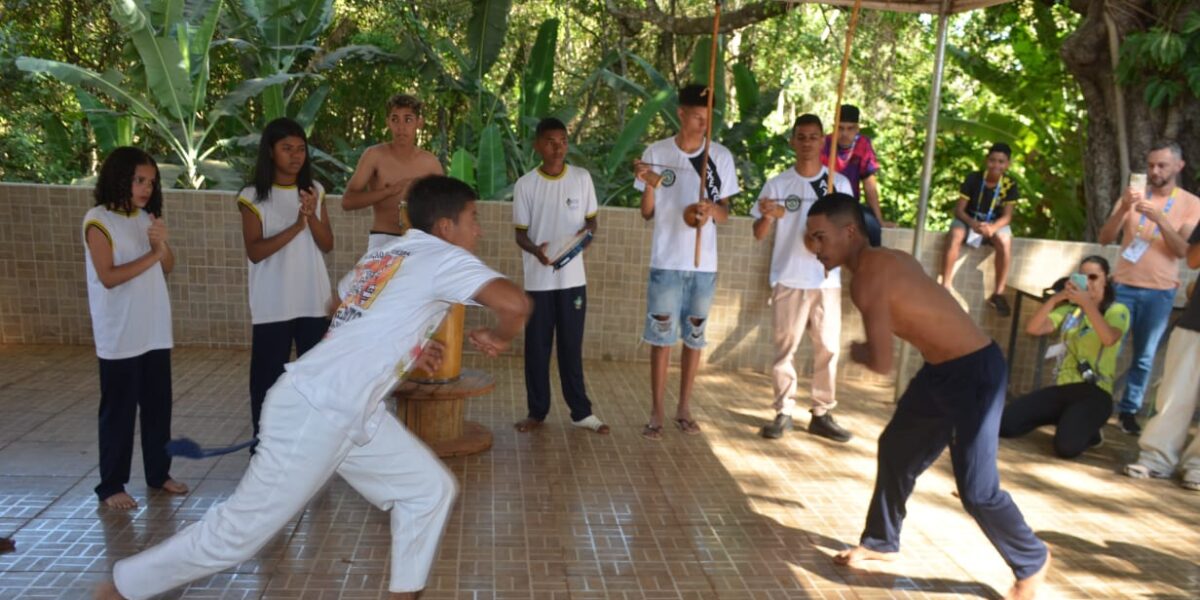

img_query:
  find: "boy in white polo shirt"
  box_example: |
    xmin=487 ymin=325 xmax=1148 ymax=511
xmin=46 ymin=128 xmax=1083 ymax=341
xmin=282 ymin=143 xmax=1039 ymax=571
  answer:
xmin=752 ymin=114 xmax=853 ymax=443
xmin=512 ymin=118 xmax=608 ymax=434
xmin=632 ymin=83 xmax=740 ymax=440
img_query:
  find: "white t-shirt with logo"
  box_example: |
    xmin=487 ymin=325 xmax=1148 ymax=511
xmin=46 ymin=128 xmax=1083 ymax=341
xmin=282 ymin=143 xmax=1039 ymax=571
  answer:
xmin=82 ymin=206 xmax=173 ymax=360
xmin=634 ymin=137 xmax=740 ymax=273
xmin=285 ymin=229 xmax=503 ymax=445
xmin=751 ymin=167 xmax=850 ymax=290
xmin=237 ymin=183 xmax=334 ymax=325
xmin=513 ymin=165 xmax=598 ymax=291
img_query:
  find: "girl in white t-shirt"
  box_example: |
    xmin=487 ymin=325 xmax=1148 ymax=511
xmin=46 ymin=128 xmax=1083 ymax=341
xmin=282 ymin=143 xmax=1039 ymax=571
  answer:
xmin=83 ymin=147 xmax=188 ymax=510
xmin=237 ymin=118 xmax=335 ymax=441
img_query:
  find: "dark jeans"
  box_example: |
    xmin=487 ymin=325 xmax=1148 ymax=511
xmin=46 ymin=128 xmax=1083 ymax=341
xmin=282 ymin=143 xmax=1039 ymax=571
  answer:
xmin=524 ymin=286 xmax=592 ymax=422
xmin=1000 ymin=383 xmax=1112 ymax=459
xmin=249 ymin=317 xmax=329 ymax=438
xmin=860 ymin=204 xmax=882 ymax=247
xmin=96 ymin=349 xmax=173 ymax=501
xmin=861 ymin=342 xmax=1047 ymax=580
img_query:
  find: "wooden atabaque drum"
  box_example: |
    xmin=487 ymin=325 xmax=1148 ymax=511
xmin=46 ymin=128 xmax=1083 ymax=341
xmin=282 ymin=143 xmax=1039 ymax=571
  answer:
xmin=394 ymin=303 xmax=494 ymax=457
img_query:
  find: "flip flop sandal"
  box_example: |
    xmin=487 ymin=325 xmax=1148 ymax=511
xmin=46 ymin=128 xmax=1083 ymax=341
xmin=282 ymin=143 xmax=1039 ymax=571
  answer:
xmin=674 ymin=418 xmax=701 ymax=435
xmin=641 ymin=424 xmax=663 ymax=441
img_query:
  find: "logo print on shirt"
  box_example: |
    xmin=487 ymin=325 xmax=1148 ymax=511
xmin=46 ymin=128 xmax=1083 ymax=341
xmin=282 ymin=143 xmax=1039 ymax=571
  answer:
xmin=661 ymin=169 xmax=676 ymax=188
xmin=784 ymin=195 xmax=802 ymax=212
xmin=566 ymin=197 xmax=580 ymax=210
xmin=330 ymin=251 xmax=408 ymax=332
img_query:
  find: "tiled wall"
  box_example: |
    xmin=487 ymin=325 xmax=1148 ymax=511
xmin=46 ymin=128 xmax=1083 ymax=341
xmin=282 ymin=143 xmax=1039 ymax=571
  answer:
xmin=1 ymin=183 xmax=1193 ymax=395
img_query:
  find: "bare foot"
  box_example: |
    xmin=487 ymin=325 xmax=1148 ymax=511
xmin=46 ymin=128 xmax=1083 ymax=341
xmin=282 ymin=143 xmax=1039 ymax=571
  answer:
xmin=1006 ymin=547 xmax=1051 ymax=600
xmin=93 ymin=580 xmax=126 ymax=599
xmin=159 ymin=479 xmax=189 ymax=494
xmin=514 ymin=418 xmax=543 ymax=433
xmin=101 ymin=492 xmax=137 ymax=510
xmin=833 ymin=545 xmax=899 ymax=567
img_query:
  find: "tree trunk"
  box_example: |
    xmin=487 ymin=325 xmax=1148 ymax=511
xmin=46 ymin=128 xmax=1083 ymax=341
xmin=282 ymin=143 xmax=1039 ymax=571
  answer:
xmin=1061 ymin=0 xmax=1200 ymax=241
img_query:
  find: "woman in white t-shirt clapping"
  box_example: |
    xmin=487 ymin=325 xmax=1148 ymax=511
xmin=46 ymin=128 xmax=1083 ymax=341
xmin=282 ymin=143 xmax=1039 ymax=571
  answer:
xmin=83 ymin=147 xmax=188 ymax=510
xmin=236 ymin=118 xmax=335 ymax=442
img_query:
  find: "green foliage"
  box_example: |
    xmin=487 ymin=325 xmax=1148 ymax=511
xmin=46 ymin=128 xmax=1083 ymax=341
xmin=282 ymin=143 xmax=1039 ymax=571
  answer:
xmin=1117 ymin=9 xmax=1200 ymax=108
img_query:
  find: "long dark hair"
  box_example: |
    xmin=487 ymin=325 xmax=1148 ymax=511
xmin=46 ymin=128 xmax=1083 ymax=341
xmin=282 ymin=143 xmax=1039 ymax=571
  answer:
xmin=93 ymin=147 xmax=163 ymax=217
xmin=1080 ymin=255 xmax=1116 ymax=314
xmin=252 ymin=117 xmax=313 ymax=202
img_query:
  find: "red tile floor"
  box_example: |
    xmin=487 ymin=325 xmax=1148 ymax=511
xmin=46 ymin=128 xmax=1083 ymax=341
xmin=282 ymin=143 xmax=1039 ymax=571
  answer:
xmin=0 ymin=345 xmax=1197 ymax=599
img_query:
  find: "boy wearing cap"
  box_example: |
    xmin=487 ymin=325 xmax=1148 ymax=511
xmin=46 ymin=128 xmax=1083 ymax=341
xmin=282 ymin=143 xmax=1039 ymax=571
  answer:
xmin=941 ymin=143 xmax=1020 ymax=317
xmin=821 ymin=104 xmax=886 ymax=246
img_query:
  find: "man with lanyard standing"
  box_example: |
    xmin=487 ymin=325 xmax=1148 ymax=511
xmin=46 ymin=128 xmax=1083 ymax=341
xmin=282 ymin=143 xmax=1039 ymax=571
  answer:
xmin=941 ymin=143 xmax=1020 ymax=317
xmin=821 ymin=104 xmax=887 ymax=246
xmin=1099 ymin=141 xmax=1200 ymax=435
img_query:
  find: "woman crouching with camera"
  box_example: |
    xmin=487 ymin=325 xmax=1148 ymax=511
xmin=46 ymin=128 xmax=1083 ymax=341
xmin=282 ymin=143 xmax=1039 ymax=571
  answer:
xmin=1000 ymin=256 xmax=1130 ymax=458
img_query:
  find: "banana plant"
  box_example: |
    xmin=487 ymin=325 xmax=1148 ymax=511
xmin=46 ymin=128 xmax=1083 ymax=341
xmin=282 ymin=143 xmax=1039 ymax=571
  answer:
xmin=16 ymin=0 xmax=290 ymax=188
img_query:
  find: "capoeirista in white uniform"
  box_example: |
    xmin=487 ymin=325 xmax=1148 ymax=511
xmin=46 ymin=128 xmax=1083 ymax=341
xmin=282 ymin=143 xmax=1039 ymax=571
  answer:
xmin=110 ymin=229 xmax=503 ymax=600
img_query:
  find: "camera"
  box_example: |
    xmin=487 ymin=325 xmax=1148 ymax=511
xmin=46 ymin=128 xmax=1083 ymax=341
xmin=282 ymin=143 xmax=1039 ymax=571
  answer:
xmin=1077 ymin=359 xmax=1098 ymax=385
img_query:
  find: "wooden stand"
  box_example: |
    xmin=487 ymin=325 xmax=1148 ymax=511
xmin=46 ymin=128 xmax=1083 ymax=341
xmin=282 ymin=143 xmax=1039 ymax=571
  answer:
xmin=393 ymin=304 xmax=495 ymax=458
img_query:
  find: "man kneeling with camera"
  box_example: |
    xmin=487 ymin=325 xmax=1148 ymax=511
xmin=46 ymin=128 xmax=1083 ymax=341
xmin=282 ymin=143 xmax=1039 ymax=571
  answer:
xmin=999 ymin=256 xmax=1131 ymax=458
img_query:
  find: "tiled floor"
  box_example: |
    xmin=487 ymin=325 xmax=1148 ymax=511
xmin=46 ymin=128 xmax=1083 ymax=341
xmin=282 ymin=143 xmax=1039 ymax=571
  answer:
xmin=0 ymin=345 xmax=1197 ymax=599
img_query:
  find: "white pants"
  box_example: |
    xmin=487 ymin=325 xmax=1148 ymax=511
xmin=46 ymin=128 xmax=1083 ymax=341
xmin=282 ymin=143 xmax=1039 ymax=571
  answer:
xmin=1135 ymin=327 xmax=1200 ymax=481
xmin=771 ymin=285 xmax=841 ymax=416
xmin=113 ymin=376 xmax=457 ymax=599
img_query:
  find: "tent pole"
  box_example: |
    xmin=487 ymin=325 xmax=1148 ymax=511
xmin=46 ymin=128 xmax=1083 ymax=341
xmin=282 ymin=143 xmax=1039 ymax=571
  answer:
xmin=894 ymin=0 xmax=951 ymax=402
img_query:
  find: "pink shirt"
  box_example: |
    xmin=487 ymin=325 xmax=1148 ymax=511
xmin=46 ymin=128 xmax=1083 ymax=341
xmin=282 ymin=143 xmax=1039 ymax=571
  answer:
xmin=1112 ymin=186 xmax=1200 ymax=290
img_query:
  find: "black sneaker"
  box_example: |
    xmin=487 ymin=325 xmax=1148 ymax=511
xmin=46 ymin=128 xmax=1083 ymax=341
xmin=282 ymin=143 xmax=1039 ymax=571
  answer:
xmin=760 ymin=413 xmax=793 ymax=439
xmin=809 ymin=413 xmax=852 ymax=443
xmin=1119 ymin=412 xmax=1142 ymax=435
xmin=988 ymin=294 xmax=1012 ymax=317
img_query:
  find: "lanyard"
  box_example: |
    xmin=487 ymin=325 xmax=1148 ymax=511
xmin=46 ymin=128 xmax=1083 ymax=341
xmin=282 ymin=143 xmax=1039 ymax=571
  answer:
xmin=975 ymin=175 xmax=1003 ymax=222
xmin=1136 ymin=189 xmax=1175 ymax=239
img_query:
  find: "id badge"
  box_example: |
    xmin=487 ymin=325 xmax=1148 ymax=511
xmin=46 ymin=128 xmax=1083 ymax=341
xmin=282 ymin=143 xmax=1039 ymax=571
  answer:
xmin=1122 ymin=238 xmax=1150 ymax=263
xmin=966 ymin=230 xmax=984 ymax=248
xmin=1044 ymin=343 xmax=1066 ymax=361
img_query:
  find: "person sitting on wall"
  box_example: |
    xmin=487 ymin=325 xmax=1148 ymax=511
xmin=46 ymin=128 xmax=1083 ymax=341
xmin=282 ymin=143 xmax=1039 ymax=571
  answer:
xmin=940 ymin=142 xmax=1020 ymax=317
xmin=999 ymin=256 xmax=1130 ymax=458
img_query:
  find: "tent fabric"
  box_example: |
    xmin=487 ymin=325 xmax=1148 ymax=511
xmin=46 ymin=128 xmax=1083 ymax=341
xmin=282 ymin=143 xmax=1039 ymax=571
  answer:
xmin=783 ymin=0 xmax=1009 ymax=14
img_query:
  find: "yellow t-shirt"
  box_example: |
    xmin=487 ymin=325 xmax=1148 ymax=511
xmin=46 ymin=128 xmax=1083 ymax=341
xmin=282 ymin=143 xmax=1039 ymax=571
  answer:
xmin=1047 ymin=302 xmax=1131 ymax=393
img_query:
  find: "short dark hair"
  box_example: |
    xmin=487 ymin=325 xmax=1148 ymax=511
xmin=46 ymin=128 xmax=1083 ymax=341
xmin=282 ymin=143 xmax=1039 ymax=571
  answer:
xmin=94 ymin=146 xmax=164 ymax=217
xmin=407 ymin=175 xmax=477 ymax=234
xmin=387 ymin=93 xmax=423 ymax=116
xmin=792 ymin=113 xmax=823 ymax=134
xmin=253 ymin=117 xmax=313 ymax=202
xmin=678 ymin=83 xmax=710 ymax=108
xmin=808 ymin=192 xmax=867 ymax=237
xmin=535 ymin=117 xmax=567 ymax=138
xmin=1149 ymin=139 xmax=1183 ymax=160
xmin=838 ymin=104 xmax=860 ymax=123
xmin=988 ymin=142 xmax=1012 ymax=159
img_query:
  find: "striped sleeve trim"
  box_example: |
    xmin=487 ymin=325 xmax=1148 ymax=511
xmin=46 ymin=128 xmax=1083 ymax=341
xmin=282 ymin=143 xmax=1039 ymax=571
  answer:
xmin=585 ymin=211 xmax=599 ymax=219
xmin=237 ymin=196 xmax=263 ymax=221
xmin=84 ymin=220 xmax=113 ymax=249
xmin=514 ymin=224 xmax=530 ymax=230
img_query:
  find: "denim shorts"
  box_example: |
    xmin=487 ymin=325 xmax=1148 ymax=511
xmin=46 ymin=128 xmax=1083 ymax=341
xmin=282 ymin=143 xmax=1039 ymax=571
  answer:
xmin=643 ymin=268 xmax=717 ymax=349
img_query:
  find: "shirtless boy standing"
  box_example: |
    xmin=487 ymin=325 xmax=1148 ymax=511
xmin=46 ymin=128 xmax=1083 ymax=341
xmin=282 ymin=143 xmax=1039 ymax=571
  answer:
xmin=804 ymin=193 xmax=1050 ymax=600
xmin=343 ymin=94 xmax=444 ymax=250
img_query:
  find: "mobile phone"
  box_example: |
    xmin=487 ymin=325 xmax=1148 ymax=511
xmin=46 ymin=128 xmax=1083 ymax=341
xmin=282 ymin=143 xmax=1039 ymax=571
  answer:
xmin=1129 ymin=172 xmax=1147 ymax=191
xmin=1070 ymin=273 xmax=1088 ymax=290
